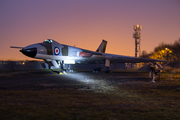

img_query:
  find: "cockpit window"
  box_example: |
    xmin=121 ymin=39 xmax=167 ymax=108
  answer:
xmin=43 ymin=39 xmax=53 ymax=44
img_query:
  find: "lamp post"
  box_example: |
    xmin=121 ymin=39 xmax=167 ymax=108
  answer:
xmin=165 ymin=48 xmax=172 ymax=61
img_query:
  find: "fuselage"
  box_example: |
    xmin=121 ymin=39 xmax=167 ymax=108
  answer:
xmin=20 ymin=39 xmax=104 ymax=64
xmin=19 ymin=39 xmax=166 ymax=66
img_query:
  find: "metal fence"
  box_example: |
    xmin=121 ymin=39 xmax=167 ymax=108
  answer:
xmin=0 ymin=60 xmax=44 ymax=71
xmin=0 ymin=60 xmax=148 ymax=72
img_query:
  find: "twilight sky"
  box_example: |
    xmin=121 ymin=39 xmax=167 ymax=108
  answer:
xmin=0 ymin=0 xmax=180 ymax=60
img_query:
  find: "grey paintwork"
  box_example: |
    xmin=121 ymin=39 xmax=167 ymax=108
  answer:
xmin=18 ymin=39 xmax=166 ymax=68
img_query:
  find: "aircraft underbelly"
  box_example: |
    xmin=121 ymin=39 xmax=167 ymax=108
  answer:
xmin=35 ymin=53 xmax=88 ymax=61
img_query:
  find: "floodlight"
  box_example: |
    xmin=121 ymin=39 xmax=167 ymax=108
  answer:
xmin=139 ymin=25 xmax=142 ymax=30
xmin=133 ymin=25 xmax=137 ymax=31
xmin=137 ymin=24 xmax=139 ymax=28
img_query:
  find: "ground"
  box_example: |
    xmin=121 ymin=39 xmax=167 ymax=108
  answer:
xmin=0 ymin=70 xmax=180 ymax=120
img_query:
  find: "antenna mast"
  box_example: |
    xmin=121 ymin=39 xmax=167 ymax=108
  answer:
xmin=133 ymin=24 xmax=142 ymax=57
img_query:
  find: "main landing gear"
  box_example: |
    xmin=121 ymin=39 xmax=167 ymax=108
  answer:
xmin=58 ymin=61 xmax=73 ymax=75
xmin=105 ymin=67 xmax=112 ymax=73
xmin=93 ymin=59 xmax=112 ymax=73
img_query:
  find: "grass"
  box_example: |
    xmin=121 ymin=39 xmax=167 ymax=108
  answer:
xmin=1 ymin=88 xmax=180 ymax=119
xmin=0 ymin=72 xmax=180 ymax=120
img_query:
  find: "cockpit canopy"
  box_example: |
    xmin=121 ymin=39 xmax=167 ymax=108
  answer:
xmin=43 ymin=39 xmax=53 ymax=44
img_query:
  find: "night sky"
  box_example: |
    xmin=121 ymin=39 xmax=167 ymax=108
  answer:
xmin=0 ymin=0 xmax=180 ymax=60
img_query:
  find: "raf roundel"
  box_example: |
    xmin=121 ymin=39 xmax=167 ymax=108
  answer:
xmin=54 ymin=47 xmax=60 ymax=55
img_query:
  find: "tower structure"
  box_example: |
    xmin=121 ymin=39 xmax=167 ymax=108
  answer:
xmin=133 ymin=24 xmax=142 ymax=57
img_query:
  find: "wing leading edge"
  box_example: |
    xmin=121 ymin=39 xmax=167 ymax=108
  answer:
xmin=100 ymin=53 xmax=166 ymax=63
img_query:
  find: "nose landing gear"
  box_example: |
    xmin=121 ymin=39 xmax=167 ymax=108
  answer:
xmin=58 ymin=60 xmax=67 ymax=75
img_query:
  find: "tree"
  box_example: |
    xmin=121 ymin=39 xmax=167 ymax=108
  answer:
xmin=172 ymin=38 xmax=180 ymax=62
xmin=141 ymin=38 xmax=180 ymax=63
xmin=150 ymin=48 xmax=172 ymax=60
xmin=140 ymin=50 xmax=153 ymax=58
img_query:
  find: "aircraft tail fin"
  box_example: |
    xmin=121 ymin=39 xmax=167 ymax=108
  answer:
xmin=96 ymin=40 xmax=107 ymax=53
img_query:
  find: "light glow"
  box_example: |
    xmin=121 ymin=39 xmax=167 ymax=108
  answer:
xmin=66 ymin=73 xmax=116 ymax=93
xmin=64 ymin=60 xmax=75 ymax=64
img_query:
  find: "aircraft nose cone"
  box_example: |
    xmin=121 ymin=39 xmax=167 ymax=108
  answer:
xmin=20 ymin=47 xmax=37 ymax=58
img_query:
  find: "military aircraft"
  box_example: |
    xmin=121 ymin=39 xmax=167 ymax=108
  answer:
xmin=11 ymin=39 xmax=166 ymax=73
